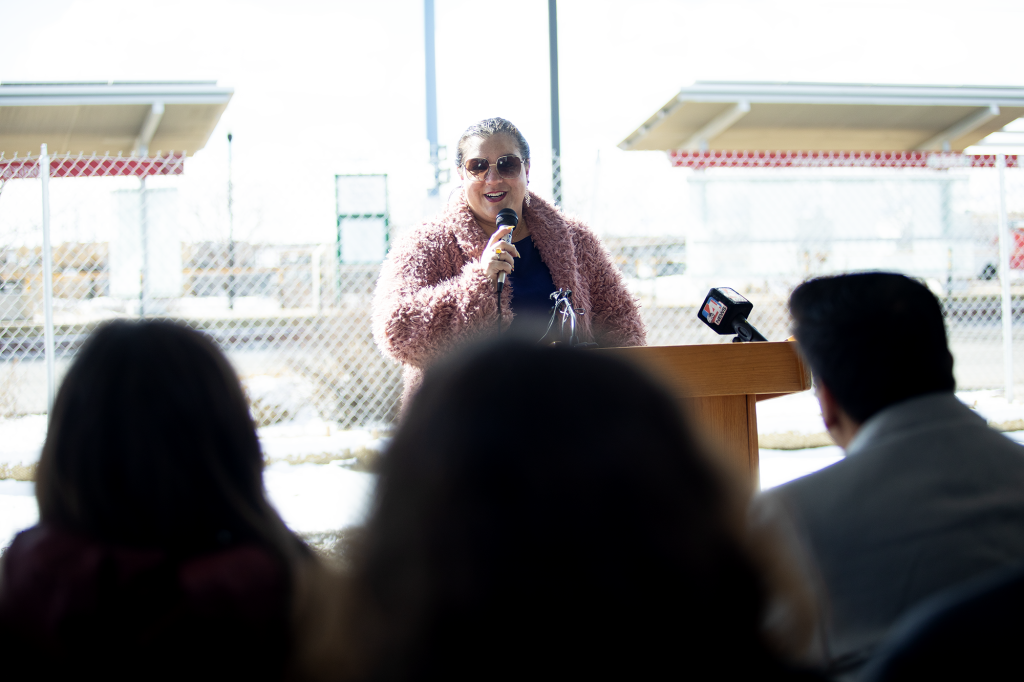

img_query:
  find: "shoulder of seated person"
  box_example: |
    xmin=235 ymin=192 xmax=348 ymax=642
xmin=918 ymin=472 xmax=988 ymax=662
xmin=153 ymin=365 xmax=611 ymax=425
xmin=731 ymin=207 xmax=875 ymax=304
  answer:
xmin=177 ymin=545 xmax=288 ymax=620
xmin=849 ymin=393 xmax=1001 ymax=452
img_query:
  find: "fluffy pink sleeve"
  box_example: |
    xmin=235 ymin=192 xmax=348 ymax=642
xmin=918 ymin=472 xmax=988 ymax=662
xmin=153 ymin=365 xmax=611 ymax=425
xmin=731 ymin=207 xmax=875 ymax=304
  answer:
xmin=570 ymin=222 xmax=647 ymax=348
xmin=371 ymin=224 xmax=508 ymax=368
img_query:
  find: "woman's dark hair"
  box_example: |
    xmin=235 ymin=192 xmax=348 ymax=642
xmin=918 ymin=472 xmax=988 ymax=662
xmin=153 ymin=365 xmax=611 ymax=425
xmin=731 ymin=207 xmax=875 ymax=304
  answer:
xmin=454 ymin=117 xmax=531 ymax=171
xmin=351 ymin=339 xmax=789 ymax=679
xmin=36 ymin=320 xmax=302 ymax=562
xmin=790 ymin=272 xmax=955 ymax=423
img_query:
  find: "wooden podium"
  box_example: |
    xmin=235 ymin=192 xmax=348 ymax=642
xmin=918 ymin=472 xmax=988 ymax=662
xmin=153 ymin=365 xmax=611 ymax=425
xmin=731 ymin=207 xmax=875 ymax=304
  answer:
xmin=602 ymin=342 xmax=812 ymax=486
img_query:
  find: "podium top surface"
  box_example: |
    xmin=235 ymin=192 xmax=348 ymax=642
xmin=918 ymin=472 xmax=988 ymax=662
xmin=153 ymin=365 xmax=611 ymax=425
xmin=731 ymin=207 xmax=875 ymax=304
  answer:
xmin=602 ymin=341 xmax=812 ymax=398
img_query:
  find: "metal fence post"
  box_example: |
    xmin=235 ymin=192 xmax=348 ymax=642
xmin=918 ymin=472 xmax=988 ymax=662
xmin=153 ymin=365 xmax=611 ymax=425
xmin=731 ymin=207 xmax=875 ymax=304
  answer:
xmin=997 ymin=153 xmax=1014 ymax=402
xmin=139 ymin=175 xmax=148 ymax=316
xmin=227 ymin=132 xmax=235 ymax=310
xmin=548 ymin=0 xmax=562 ymax=207
xmin=39 ymin=144 xmax=56 ymax=415
xmin=424 ymin=0 xmax=442 ymax=197
xmin=312 ymin=244 xmax=325 ymax=312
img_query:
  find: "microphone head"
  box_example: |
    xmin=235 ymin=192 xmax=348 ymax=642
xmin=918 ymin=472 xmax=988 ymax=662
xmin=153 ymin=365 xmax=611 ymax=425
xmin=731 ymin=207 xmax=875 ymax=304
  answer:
xmin=495 ymin=208 xmax=519 ymax=229
xmin=697 ymin=287 xmax=754 ymax=335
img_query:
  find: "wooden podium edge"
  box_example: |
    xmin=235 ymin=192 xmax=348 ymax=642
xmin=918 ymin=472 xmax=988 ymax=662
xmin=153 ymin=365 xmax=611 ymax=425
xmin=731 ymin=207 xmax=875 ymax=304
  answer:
xmin=599 ymin=341 xmax=813 ymax=488
xmin=601 ymin=341 xmax=812 ymax=398
xmin=746 ymin=394 xmax=759 ymax=477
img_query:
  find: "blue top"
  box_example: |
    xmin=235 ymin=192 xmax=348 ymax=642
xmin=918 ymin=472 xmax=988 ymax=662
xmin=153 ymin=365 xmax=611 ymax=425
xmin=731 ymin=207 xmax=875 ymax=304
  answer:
xmin=508 ymin=236 xmax=556 ymax=326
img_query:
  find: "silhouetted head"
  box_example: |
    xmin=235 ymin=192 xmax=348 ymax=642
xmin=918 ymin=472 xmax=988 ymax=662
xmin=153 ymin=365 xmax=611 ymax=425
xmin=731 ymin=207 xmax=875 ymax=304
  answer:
xmin=790 ymin=272 xmax=955 ymax=423
xmin=36 ymin=320 xmax=299 ymax=561
xmin=353 ymin=339 xmax=784 ymax=679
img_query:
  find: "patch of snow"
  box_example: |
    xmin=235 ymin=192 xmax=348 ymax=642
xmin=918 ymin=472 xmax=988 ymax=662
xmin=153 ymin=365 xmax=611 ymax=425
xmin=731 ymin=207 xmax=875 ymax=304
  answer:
xmin=956 ymin=390 xmax=1024 ymax=426
xmin=0 ymin=414 xmax=46 ymax=465
xmin=0 ymin=407 xmax=387 ymax=550
xmin=757 ymin=391 xmax=823 ymax=435
xmin=1003 ymin=430 xmax=1024 ymax=445
xmin=759 ymin=446 xmax=845 ymax=491
xmin=1 ymin=463 xmax=377 ymax=551
xmin=259 ymin=420 xmax=387 ymax=462
xmin=0 ymin=408 xmax=391 ymax=471
xmin=757 ymin=389 xmax=1024 ymax=438
xmin=0 ymin=480 xmax=35 ymax=496
xmin=0 ymin=480 xmax=37 ymax=551
xmin=244 ymin=373 xmax=320 ymax=425
xmin=263 ymin=461 xmax=376 ymax=534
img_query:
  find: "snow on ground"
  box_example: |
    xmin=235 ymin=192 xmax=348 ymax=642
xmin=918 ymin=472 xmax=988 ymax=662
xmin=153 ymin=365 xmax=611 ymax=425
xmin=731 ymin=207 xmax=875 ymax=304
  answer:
xmin=755 ymin=389 xmax=1024 ymax=490
xmin=958 ymin=390 xmax=1024 ymax=428
xmin=259 ymin=418 xmax=389 ymax=464
xmin=5 ymin=386 xmax=1024 ymax=550
xmin=0 ymin=415 xmax=46 ymax=467
xmin=0 ymin=373 xmax=391 ymax=549
xmin=757 ymin=389 xmax=1024 ymax=438
xmin=263 ymin=461 xmax=375 ymax=534
xmin=244 ymin=374 xmax=322 ymax=426
xmin=759 ymin=446 xmax=845 ymax=491
xmin=757 ymin=391 xmax=825 ymax=436
xmin=0 ymin=459 xmax=378 ymax=551
xmin=0 ymin=412 xmax=386 ymax=550
xmin=0 ymin=479 xmax=38 ymax=553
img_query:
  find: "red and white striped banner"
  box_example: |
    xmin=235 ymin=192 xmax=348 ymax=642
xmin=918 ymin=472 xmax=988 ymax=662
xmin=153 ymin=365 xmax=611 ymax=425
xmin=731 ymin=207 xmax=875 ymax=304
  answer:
xmin=667 ymin=150 xmax=1019 ymax=170
xmin=0 ymin=153 xmax=185 ymax=182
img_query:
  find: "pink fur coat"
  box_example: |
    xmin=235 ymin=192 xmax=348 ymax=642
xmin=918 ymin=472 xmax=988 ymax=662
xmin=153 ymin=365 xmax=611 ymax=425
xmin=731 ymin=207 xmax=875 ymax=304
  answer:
xmin=372 ymin=190 xmax=647 ymax=407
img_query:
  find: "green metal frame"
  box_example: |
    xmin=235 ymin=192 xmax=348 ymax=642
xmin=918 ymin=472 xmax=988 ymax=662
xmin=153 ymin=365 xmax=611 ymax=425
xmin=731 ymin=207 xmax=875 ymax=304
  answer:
xmin=334 ymin=174 xmax=389 ymax=299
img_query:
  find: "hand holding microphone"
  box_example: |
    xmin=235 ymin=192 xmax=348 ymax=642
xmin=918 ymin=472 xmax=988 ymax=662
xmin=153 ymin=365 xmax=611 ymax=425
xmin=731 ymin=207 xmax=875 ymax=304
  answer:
xmin=480 ymin=208 xmax=520 ymax=290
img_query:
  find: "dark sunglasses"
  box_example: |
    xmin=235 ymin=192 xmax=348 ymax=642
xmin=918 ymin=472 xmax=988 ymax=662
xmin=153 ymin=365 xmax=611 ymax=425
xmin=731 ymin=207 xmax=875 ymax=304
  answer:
xmin=463 ymin=155 xmax=524 ymax=180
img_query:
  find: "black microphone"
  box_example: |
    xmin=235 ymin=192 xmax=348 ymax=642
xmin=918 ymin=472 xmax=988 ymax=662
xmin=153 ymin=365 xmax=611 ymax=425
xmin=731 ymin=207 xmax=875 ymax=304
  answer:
xmin=697 ymin=287 xmax=768 ymax=342
xmin=495 ymin=208 xmax=519 ymax=294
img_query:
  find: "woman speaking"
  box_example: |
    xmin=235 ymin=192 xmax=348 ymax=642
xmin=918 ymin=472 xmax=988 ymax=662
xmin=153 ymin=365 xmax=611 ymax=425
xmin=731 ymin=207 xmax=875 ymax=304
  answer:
xmin=372 ymin=118 xmax=646 ymax=406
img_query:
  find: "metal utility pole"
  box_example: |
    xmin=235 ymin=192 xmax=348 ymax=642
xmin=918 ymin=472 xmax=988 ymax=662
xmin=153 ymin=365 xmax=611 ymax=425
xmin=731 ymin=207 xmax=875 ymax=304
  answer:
xmin=227 ymin=132 xmax=235 ymax=310
xmin=548 ymin=0 xmax=562 ymax=207
xmin=425 ymin=0 xmax=442 ymax=196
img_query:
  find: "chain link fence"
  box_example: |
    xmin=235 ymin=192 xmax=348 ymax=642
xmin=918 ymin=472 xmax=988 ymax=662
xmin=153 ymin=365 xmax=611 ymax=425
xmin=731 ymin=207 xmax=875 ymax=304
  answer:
xmin=0 ymin=152 xmax=401 ymax=434
xmin=603 ymin=151 xmax=1024 ymax=393
xmin=0 ymin=149 xmax=1021 ymax=449
xmin=551 ymin=150 xmax=562 ymax=208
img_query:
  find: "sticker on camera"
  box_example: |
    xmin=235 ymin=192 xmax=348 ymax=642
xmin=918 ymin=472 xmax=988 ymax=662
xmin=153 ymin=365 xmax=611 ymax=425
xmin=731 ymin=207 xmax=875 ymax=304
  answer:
xmin=702 ymin=297 xmax=727 ymax=325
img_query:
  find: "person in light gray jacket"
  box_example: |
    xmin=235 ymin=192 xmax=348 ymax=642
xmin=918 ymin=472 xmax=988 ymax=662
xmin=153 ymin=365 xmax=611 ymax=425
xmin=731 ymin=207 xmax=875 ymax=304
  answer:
xmin=751 ymin=273 xmax=1024 ymax=680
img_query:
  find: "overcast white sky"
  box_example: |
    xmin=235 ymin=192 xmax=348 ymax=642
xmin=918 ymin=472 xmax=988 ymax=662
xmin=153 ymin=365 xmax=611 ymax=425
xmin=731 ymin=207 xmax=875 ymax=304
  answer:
xmin=2 ymin=0 xmax=1023 ymax=244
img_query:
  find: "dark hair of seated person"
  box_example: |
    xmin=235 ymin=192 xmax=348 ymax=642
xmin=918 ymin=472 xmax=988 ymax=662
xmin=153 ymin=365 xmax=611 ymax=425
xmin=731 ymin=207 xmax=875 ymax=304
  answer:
xmin=348 ymin=339 xmax=823 ymax=681
xmin=0 ymin=320 xmax=311 ymax=680
xmin=790 ymin=272 xmax=955 ymax=423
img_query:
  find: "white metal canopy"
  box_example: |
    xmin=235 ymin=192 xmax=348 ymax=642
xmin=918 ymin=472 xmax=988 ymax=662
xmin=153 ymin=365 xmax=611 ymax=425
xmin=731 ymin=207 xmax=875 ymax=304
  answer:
xmin=0 ymin=81 xmax=233 ymax=156
xmin=619 ymin=82 xmax=1024 ymax=153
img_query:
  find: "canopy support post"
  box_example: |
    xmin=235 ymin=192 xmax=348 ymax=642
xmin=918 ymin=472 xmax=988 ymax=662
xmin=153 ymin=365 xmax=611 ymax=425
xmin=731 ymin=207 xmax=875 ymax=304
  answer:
xmin=997 ymin=153 xmax=1014 ymax=402
xmin=40 ymin=144 xmax=57 ymax=417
